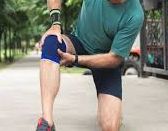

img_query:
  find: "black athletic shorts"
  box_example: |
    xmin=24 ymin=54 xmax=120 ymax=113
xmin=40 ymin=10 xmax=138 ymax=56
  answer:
xmin=67 ymin=34 xmax=122 ymax=100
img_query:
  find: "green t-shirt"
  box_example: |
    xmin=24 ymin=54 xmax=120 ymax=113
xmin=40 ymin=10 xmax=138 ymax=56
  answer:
xmin=75 ymin=0 xmax=144 ymax=58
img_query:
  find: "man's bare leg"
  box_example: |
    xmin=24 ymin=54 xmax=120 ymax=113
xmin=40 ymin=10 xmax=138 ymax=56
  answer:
xmin=98 ymin=94 xmax=122 ymax=131
xmin=40 ymin=61 xmax=60 ymax=126
xmin=40 ymin=35 xmax=75 ymax=126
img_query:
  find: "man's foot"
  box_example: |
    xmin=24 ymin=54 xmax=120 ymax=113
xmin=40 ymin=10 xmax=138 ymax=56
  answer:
xmin=36 ymin=118 xmax=55 ymax=131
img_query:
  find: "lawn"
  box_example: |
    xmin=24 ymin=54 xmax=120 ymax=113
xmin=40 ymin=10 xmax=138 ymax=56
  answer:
xmin=0 ymin=62 xmax=10 ymax=70
xmin=60 ymin=67 xmax=87 ymax=74
xmin=0 ymin=49 xmax=27 ymax=70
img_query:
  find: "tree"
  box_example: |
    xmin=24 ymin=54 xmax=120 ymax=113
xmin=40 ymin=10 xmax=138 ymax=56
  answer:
xmin=0 ymin=0 xmax=83 ymax=63
xmin=62 ymin=0 xmax=82 ymax=33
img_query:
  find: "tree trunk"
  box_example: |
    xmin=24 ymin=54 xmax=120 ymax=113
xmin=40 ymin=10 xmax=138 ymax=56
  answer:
xmin=4 ymin=29 xmax=7 ymax=61
xmin=9 ymin=27 xmax=12 ymax=62
xmin=25 ymin=38 xmax=30 ymax=54
xmin=13 ymin=31 xmax=16 ymax=58
xmin=0 ymin=33 xmax=2 ymax=62
xmin=62 ymin=1 xmax=68 ymax=33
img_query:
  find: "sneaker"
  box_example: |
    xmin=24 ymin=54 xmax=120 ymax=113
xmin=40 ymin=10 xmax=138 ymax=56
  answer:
xmin=36 ymin=118 xmax=55 ymax=131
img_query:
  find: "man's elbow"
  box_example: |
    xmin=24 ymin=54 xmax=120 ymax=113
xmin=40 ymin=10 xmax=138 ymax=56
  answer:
xmin=109 ymin=53 xmax=124 ymax=68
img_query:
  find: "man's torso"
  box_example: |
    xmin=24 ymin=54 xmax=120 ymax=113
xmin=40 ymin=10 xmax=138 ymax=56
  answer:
xmin=75 ymin=0 xmax=143 ymax=55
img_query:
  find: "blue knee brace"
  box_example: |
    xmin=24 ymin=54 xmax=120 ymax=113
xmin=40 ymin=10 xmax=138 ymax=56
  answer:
xmin=41 ymin=35 xmax=66 ymax=64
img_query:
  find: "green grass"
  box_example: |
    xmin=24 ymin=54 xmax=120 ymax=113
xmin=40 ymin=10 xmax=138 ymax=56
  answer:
xmin=0 ymin=49 xmax=23 ymax=60
xmin=0 ymin=50 xmax=29 ymax=70
xmin=0 ymin=54 xmax=87 ymax=73
xmin=60 ymin=67 xmax=87 ymax=74
xmin=14 ymin=52 xmax=26 ymax=60
xmin=0 ymin=62 xmax=10 ymax=70
xmin=0 ymin=64 xmax=87 ymax=73
xmin=0 ymin=49 xmax=87 ymax=73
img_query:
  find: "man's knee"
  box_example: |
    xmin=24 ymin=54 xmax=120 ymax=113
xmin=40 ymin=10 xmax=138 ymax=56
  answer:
xmin=41 ymin=35 xmax=66 ymax=64
xmin=99 ymin=117 xmax=119 ymax=131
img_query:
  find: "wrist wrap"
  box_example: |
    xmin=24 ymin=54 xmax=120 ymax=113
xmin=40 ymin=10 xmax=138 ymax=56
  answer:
xmin=50 ymin=9 xmax=61 ymax=25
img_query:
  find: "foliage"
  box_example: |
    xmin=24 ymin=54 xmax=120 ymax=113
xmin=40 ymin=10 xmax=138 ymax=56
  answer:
xmin=0 ymin=0 xmax=82 ymax=40
xmin=0 ymin=0 xmax=82 ymax=62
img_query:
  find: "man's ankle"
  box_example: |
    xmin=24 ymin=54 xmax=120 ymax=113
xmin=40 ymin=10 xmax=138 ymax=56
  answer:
xmin=42 ymin=115 xmax=54 ymax=127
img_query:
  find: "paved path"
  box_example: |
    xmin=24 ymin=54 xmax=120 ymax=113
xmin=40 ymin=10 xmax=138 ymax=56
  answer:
xmin=0 ymin=52 xmax=168 ymax=131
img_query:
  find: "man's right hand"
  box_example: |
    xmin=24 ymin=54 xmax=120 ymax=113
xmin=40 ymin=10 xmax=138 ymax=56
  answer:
xmin=40 ymin=24 xmax=62 ymax=48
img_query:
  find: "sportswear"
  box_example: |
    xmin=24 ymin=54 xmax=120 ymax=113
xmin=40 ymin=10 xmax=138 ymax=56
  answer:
xmin=75 ymin=0 xmax=144 ymax=57
xmin=36 ymin=118 xmax=55 ymax=131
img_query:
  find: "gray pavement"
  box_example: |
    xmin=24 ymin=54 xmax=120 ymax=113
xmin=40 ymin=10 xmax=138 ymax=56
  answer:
xmin=0 ymin=52 xmax=168 ymax=131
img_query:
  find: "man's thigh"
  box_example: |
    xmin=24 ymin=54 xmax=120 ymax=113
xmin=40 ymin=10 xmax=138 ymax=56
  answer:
xmin=98 ymin=94 xmax=122 ymax=128
xmin=91 ymin=68 xmax=122 ymax=99
xmin=91 ymin=67 xmax=122 ymax=129
xmin=62 ymin=34 xmax=89 ymax=55
xmin=62 ymin=34 xmax=76 ymax=54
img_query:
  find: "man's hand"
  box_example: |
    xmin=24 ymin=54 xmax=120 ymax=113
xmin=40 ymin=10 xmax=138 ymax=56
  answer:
xmin=40 ymin=25 xmax=62 ymax=48
xmin=57 ymin=49 xmax=75 ymax=66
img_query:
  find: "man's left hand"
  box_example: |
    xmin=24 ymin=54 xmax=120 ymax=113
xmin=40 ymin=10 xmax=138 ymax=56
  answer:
xmin=57 ymin=49 xmax=75 ymax=66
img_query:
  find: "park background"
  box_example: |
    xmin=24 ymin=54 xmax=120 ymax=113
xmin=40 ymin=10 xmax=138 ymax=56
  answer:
xmin=0 ymin=0 xmax=168 ymax=131
xmin=0 ymin=0 xmax=82 ymax=70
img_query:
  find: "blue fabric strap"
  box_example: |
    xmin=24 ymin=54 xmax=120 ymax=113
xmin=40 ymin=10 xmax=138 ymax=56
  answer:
xmin=41 ymin=35 xmax=66 ymax=64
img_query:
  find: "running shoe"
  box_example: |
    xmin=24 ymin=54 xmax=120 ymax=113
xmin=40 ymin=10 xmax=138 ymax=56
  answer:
xmin=36 ymin=118 xmax=55 ymax=131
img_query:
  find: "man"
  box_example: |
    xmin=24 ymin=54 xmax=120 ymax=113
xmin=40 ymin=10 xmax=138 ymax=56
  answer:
xmin=36 ymin=0 xmax=144 ymax=131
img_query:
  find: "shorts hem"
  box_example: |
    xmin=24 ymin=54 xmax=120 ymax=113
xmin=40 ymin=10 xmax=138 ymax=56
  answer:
xmin=97 ymin=91 xmax=122 ymax=100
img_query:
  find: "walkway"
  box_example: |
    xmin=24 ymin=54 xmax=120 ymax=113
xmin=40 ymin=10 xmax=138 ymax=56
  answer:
xmin=0 ymin=52 xmax=168 ymax=131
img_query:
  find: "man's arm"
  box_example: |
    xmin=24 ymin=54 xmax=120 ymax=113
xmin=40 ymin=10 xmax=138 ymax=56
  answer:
xmin=40 ymin=0 xmax=62 ymax=45
xmin=47 ymin=0 xmax=61 ymax=10
xmin=78 ymin=53 xmax=123 ymax=68
xmin=57 ymin=49 xmax=123 ymax=68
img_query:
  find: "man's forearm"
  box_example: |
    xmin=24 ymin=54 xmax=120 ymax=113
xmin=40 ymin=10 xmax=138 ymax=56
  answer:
xmin=78 ymin=53 xmax=123 ymax=68
xmin=47 ymin=0 xmax=61 ymax=10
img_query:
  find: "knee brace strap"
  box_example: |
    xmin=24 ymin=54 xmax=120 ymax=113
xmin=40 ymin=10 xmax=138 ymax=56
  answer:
xmin=41 ymin=35 xmax=66 ymax=64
